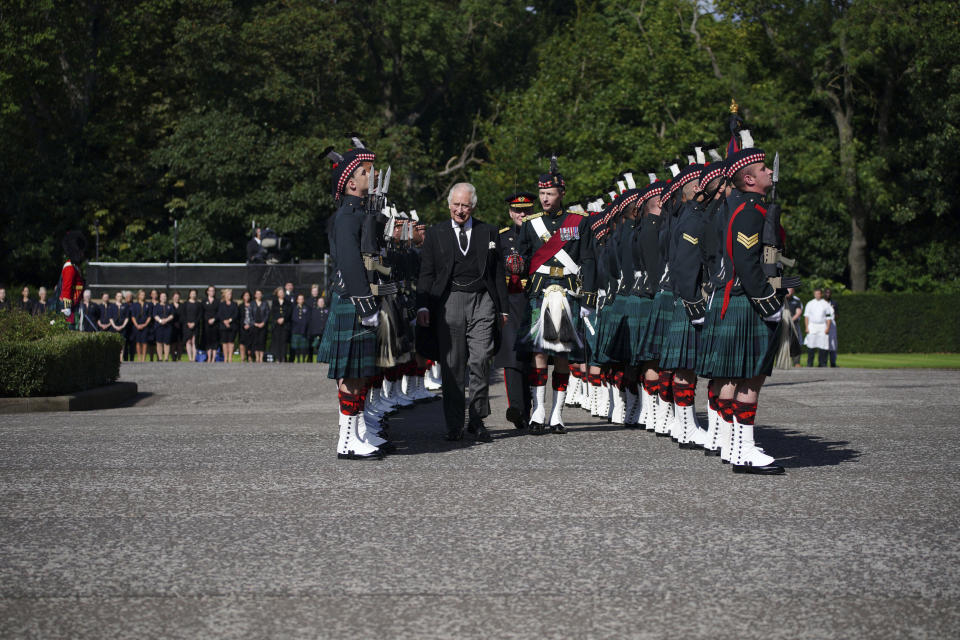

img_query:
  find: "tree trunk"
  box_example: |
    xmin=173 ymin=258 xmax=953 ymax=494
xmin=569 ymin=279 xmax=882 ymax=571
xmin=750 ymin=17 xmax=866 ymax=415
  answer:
xmin=833 ymin=108 xmax=868 ymax=291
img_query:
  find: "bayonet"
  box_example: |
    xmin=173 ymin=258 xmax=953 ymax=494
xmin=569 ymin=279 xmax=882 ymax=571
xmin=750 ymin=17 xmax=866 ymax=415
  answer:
xmin=770 ymin=152 xmax=779 ymax=203
xmin=382 ymin=165 xmax=392 ymax=196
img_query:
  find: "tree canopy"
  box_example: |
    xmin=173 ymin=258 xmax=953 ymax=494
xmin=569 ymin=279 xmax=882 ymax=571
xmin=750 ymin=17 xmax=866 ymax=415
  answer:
xmin=2 ymin=0 xmax=957 ymax=292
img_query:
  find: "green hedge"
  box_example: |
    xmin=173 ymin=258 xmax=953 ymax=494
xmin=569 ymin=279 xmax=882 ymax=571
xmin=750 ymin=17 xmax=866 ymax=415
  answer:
xmin=0 ymin=311 xmax=124 ymax=397
xmin=823 ymin=293 xmax=960 ymax=353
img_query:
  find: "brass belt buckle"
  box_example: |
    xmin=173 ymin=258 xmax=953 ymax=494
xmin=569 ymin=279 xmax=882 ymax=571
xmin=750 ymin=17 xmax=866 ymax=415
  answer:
xmin=549 ymin=265 xmax=564 ymax=278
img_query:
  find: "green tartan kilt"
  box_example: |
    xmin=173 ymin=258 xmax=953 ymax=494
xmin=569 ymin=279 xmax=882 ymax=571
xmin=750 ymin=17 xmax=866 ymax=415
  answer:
xmin=659 ymin=301 xmax=700 ymax=370
xmin=290 ymin=333 xmax=309 ymax=351
xmin=516 ymin=292 xmax=584 ymax=361
xmin=316 ymin=295 xmax=379 ymax=380
xmin=636 ymin=290 xmax=675 ymax=362
xmin=597 ymin=294 xmax=647 ymax=365
xmin=698 ymin=294 xmax=777 ymax=379
xmin=695 ymin=295 xmax=721 ymax=377
xmin=627 ymin=296 xmax=655 ymax=366
xmin=581 ymin=305 xmax=601 ymax=363
xmin=591 ymin=295 xmax=620 ymax=365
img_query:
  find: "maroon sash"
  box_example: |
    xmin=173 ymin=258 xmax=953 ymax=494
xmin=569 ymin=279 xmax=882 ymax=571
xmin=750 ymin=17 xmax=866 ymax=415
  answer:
xmin=528 ymin=212 xmax=582 ymax=275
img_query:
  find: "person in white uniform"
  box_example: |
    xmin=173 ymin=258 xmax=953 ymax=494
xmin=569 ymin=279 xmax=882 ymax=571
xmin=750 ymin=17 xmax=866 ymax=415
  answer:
xmin=803 ymin=288 xmax=833 ymax=367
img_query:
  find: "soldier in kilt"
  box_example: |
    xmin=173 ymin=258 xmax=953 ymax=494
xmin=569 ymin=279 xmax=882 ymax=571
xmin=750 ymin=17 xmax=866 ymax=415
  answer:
xmin=703 ymin=144 xmax=785 ymax=475
xmin=515 ymin=158 xmax=589 ymax=434
xmin=575 ymin=195 xmax=612 ymax=417
xmin=594 ymin=184 xmax=645 ymax=426
xmin=631 ymin=180 xmax=669 ymax=434
xmin=659 ymin=155 xmax=716 ymax=447
xmin=316 ymin=145 xmax=391 ymax=460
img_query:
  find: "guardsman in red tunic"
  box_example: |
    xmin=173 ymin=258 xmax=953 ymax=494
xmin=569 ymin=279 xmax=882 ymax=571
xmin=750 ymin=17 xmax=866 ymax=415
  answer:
xmin=60 ymin=231 xmax=87 ymax=329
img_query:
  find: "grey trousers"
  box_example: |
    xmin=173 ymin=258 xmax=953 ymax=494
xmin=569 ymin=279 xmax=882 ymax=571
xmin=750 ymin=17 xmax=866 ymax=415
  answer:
xmin=437 ymin=290 xmax=497 ymax=434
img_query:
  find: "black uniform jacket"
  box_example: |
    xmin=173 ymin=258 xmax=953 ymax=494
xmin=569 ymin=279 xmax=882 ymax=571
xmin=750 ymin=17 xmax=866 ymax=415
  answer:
xmin=329 ymin=194 xmax=374 ymax=316
xmin=669 ymin=202 xmax=707 ymax=305
xmin=634 ymin=212 xmax=665 ymax=298
xmin=416 ymin=217 xmax=509 ymax=351
xmin=516 ymin=208 xmax=588 ymax=295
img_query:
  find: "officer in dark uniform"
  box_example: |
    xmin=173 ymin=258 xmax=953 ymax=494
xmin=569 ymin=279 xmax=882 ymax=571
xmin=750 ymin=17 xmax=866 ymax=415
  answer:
xmin=515 ymin=158 xmax=589 ymax=434
xmin=702 ymin=144 xmax=785 ymax=475
xmin=316 ymin=144 xmax=391 ymax=460
xmin=493 ymin=192 xmax=536 ymax=430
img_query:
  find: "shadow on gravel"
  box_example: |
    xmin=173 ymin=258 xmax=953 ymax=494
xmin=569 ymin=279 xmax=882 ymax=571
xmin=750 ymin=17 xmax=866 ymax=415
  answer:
xmin=756 ymin=425 xmax=861 ymax=468
xmin=764 ymin=379 xmax=827 ymax=388
xmin=379 ymin=400 xmax=488 ymax=455
xmin=113 ymin=392 xmax=158 ymax=408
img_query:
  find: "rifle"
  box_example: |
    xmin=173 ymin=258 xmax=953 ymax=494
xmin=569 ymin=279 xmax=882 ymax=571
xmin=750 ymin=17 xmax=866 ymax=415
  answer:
xmin=761 ymin=152 xmax=801 ymax=290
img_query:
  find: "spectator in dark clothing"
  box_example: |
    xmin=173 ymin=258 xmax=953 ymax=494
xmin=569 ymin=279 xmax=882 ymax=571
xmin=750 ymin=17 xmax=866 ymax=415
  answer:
xmin=202 ymin=285 xmax=220 ymax=363
xmin=97 ymin=293 xmax=112 ymax=332
xmin=32 ymin=287 xmax=51 ymax=316
xmin=290 ymin=293 xmax=311 ymax=362
xmin=306 ymin=283 xmax=321 ymax=309
xmin=130 ymin=289 xmax=152 ymax=362
xmin=217 ymin=288 xmax=239 ymax=364
xmin=307 ymin=296 xmax=329 ymax=362
xmin=238 ymin=290 xmax=256 ymax=362
xmin=251 ymin=289 xmax=270 ymax=363
xmin=79 ymin=289 xmax=100 ymax=332
xmin=153 ymin=291 xmax=175 ymax=361
xmin=170 ymin=291 xmax=183 ymax=361
xmin=246 ymin=228 xmax=264 ymax=263
xmin=0 ymin=287 xmax=9 ymax=312
xmin=18 ymin=286 xmax=35 ymax=314
xmin=269 ymin=287 xmax=292 ymax=363
xmin=181 ymin=289 xmax=202 ymax=363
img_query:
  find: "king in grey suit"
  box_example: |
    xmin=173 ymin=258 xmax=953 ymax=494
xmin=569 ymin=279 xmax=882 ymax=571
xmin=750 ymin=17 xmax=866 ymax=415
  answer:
xmin=416 ymin=183 xmax=509 ymax=442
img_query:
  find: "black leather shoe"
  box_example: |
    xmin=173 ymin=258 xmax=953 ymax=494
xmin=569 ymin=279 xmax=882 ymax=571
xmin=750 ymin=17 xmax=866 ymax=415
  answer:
xmin=505 ymin=407 xmax=527 ymax=430
xmin=550 ymin=423 xmax=567 ymax=434
xmin=703 ymin=448 xmax=721 ymax=457
xmin=378 ymin=441 xmax=397 ymax=454
xmin=733 ymin=463 xmax=785 ymax=475
xmin=473 ymin=425 xmax=493 ymax=443
xmin=678 ymin=442 xmax=702 ymax=450
xmin=466 ymin=423 xmax=478 ymax=435
xmin=445 ymin=430 xmax=464 ymax=441
xmin=529 ymin=421 xmax=546 ymax=435
xmin=655 ymin=432 xmax=670 ymax=438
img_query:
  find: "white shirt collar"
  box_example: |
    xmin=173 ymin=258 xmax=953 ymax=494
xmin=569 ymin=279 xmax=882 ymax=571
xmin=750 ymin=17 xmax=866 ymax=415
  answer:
xmin=451 ymin=217 xmax=473 ymax=230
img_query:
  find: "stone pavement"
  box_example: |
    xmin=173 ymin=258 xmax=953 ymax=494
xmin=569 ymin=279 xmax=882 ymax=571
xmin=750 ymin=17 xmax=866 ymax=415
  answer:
xmin=1 ymin=363 xmax=958 ymax=639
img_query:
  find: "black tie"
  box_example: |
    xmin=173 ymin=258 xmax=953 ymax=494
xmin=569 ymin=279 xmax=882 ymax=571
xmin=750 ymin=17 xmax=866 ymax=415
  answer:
xmin=458 ymin=224 xmax=468 ymax=252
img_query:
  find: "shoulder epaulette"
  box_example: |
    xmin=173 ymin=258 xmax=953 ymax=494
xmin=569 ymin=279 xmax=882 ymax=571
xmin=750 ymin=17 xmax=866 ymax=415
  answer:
xmin=500 ymin=226 xmax=510 ymax=234
xmin=522 ymin=212 xmax=544 ymax=222
xmin=571 ymin=209 xmax=589 ymax=216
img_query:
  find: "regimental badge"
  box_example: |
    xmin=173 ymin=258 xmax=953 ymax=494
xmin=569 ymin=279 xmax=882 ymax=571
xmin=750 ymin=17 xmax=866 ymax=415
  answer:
xmin=559 ymin=227 xmax=580 ymax=241
xmin=736 ymin=232 xmax=759 ymax=249
xmin=682 ymin=233 xmax=698 ymax=245
xmin=540 ymin=233 xmax=551 ymax=243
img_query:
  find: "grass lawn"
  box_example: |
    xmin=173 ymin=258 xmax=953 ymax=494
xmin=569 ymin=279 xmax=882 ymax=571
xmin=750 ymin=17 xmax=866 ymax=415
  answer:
xmin=831 ymin=353 xmax=960 ymax=369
